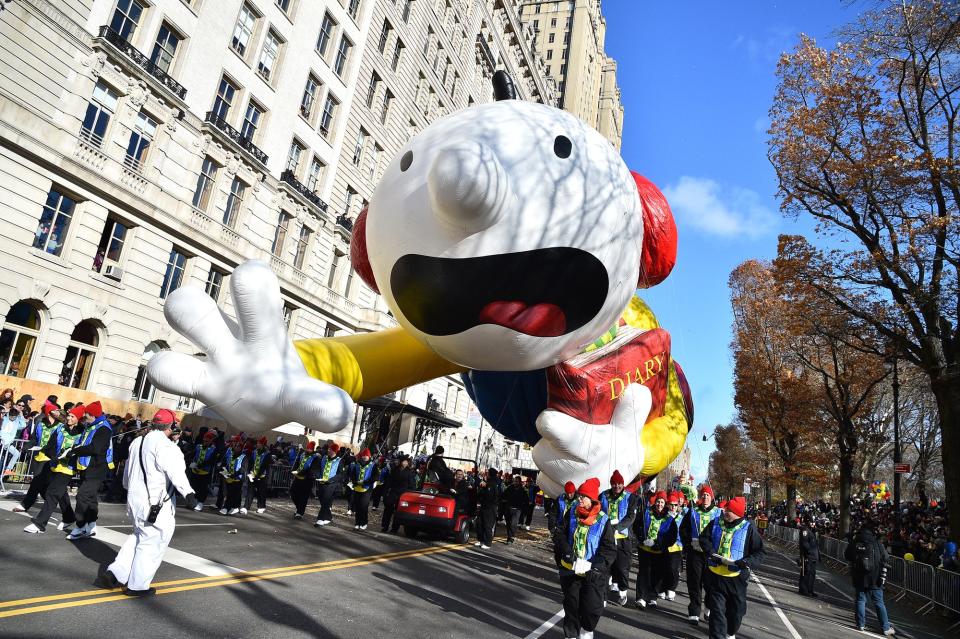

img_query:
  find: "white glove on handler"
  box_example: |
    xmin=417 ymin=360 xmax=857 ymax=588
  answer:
xmin=148 ymin=261 xmax=353 ymax=434
xmin=643 ymin=539 xmax=656 ymax=548
xmin=532 ymin=384 xmax=652 ymax=497
xmin=690 ymin=539 xmax=702 ymax=552
xmin=189 ymin=462 xmax=198 ymax=470
xmin=572 ymin=558 xmax=592 ymax=576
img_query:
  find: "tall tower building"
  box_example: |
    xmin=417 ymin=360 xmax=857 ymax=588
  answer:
xmin=518 ymin=0 xmax=623 ymax=149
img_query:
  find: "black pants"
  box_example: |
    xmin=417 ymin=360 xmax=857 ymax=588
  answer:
xmin=105 ymin=463 xmax=127 ymax=502
xmin=31 ymin=472 xmax=75 ymax=531
xmin=544 ymin=498 xmax=557 ymax=532
xmin=317 ymin=482 xmax=338 ymax=521
xmin=354 ymin=490 xmax=372 ymax=526
xmin=477 ymin=507 xmax=496 ymax=545
xmin=655 ymin=552 xmax=682 ymax=593
xmin=799 ymin=557 xmax=817 ymax=595
xmin=290 ymin=477 xmax=312 ymax=516
xmin=610 ymin=537 xmax=633 ymax=591
xmin=189 ymin=471 xmax=210 ymax=503
xmin=245 ymin=477 xmax=268 ymax=510
xmin=75 ymin=471 xmax=105 ymax=526
xmin=636 ymin=549 xmax=659 ymax=602
xmin=520 ymin=502 xmax=535 ymax=526
xmin=371 ymin=484 xmax=384 ymax=509
xmin=560 ymin=571 xmax=605 ymax=636
xmin=225 ymin=480 xmax=242 ymax=509
xmin=381 ymin=493 xmax=401 ymax=532
xmin=216 ymin=477 xmax=227 ymax=509
xmin=705 ymin=571 xmax=748 ymax=639
xmin=505 ymin=507 xmax=521 ymax=540
xmin=22 ymin=461 xmax=50 ymax=510
xmin=686 ymin=551 xmax=708 ymax=616
xmin=346 ymin=488 xmax=355 ymax=511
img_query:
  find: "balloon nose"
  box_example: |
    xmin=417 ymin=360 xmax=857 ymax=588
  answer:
xmin=428 ymin=141 xmax=512 ymax=233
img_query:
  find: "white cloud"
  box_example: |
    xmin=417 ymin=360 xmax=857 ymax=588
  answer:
xmin=662 ymin=176 xmax=777 ymax=239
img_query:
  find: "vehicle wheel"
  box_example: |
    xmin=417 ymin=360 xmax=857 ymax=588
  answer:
xmin=456 ymin=522 xmax=471 ymax=544
xmin=404 ymin=525 xmax=419 ymax=538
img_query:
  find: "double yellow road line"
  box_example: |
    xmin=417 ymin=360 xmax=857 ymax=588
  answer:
xmin=0 ymin=544 xmax=459 ymax=619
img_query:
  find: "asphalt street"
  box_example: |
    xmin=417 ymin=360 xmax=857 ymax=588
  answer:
xmin=0 ymin=491 xmax=949 ymax=639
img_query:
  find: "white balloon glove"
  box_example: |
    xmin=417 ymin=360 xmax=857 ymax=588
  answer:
xmin=532 ymin=384 xmax=652 ymax=498
xmin=147 ymin=260 xmax=354 ymax=434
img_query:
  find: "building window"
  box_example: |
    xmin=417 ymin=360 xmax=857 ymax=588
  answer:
xmin=211 ymin=76 xmax=237 ymax=120
xmin=124 ymin=109 xmax=158 ymax=172
xmin=286 ymin=140 xmax=304 ymax=174
xmin=348 ymin=0 xmax=361 ymax=19
xmin=333 ymin=35 xmax=352 ymax=77
xmin=272 ymin=211 xmax=292 ymax=257
xmin=402 ymin=0 xmax=412 ymax=23
xmin=546 ymin=49 xmax=553 ymax=60
xmin=80 ymin=81 xmax=119 ymax=148
xmin=109 ymin=0 xmax=144 ymax=42
xmin=366 ymin=72 xmax=380 ymax=108
xmin=93 ymin=217 xmax=129 ymax=273
xmin=257 ymin=30 xmax=281 ymax=81
xmin=551 ymin=17 xmax=557 ymax=27
xmin=545 ymin=64 xmax=551 ymax=75
xmin=324 ymin=324 xmax=337 ymax=338
xmin=301 ymin=75 xmax=320 ymax=119
xmin=368 ymin=143 xmax=382 ymax=180
xmin=423 ymin=27 xmax=433 ymax=59
xmin=223 ymin=177 xmax=247 ymax=227
xmin=306 ymin=157 xmax=325 ymax=191
xmin=0 ymin=301 xmax=41 ymax=378
xmin=205 ymin=267 xmax=226 ymax=301
xmin=275 ymin=0 xmax=291 ymax=13
xmin=59 ymin=320 xmax=99 ymax=389
xmin=560 ymin=63 xmax=566 ymax=75
xmin=232 ymin=3 xmax=258 ymax=56
xmin=564 ymin=32 xmax=570 ymax=44
xmin=240 ymin=100 xmax=263 ymax=141
xmin=380 ymin=89 xmax=393 ymax=124
xmin=132 ymin=341 xmax=166 ymax=402
xmin=33 ymin=188 xmax=76 ymax=257
xmin=344 ymin=187 xmax=357 ymax=218
xmin=293 ymin=225 xmax=312 ymax=269
xmin=391 ymin=39 xmax=404 ymax=71
xmin=150 ymin=22 xmax=181 ymax=74
xmin=160 ymin=248 xmax=187 ymax=299
xmin=316 ymin=12 xmax=336 ymax=57
xmin=319 ymin=93 xmax=339 ymax=137
xmin=192 ymin=156 xmax=219 ymax=211
xmin=327 ymin=249 xmax=344 ymax=288
xmin=352 ymin=129 xmax=367 ymax=166
xmin=378 ymin=20 xmax=391 ymax=53
xmin=548 ymin=33 xmax=555 ymax=43
xmin=282 ymin=302 xmax=296 ymax=330
xmin=533 ymin=19 xmax=539 ymax=30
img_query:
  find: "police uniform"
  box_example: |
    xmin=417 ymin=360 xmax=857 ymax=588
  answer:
xmin=599 ymin=472 xmax=638 ymax=605
xmin=798 ymin=522 xmax=819 ymax=596
xmin=699 ymin=496 xmax=765 ymax=639
xmin=679 ymin=486 xmax=721 ymax=622
xmin=554 ymin=478 xmax=617 ymax=639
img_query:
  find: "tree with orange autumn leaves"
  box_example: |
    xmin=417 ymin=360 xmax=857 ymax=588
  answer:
xmin=768 ymin=0 xmax=960 ymax=536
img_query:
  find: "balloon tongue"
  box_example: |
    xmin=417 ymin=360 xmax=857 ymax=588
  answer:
xmin=479 ymin=300 xmax=566 ymax=336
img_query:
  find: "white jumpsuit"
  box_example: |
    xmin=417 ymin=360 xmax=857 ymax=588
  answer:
xmin=108 ymin=430 xmax=193 ymax=591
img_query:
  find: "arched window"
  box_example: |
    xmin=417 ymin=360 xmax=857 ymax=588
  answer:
xmin=0 ymin=301 xmax=42 ymax=378
xmin=132 ymin=341 xmax=167 ymax=402
xmin=60 ymin=320 xmax=100 ymax=389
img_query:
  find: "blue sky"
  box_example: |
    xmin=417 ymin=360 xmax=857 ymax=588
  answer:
xmin=602 ymin=1 xmax=862 ymax=480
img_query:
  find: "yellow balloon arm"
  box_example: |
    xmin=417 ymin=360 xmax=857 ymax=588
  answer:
xmin=294 ymin=328 xmax=465 ymax=402
xmin=640 ymin=359 xmax=691 ymax=477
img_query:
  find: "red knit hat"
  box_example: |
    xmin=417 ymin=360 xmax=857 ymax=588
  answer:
xmin=151 ymin=409 xmax=177 ymax=426
xmin=654 ymin=490 xmax=667 ymax=503
xmin=718 ymin=499 xmax=728 ymax=509
xmin=700 ymin=485 xmax=715 ymax=499
xmin=258 ymin=436 xmax=268 ymax=446
xmin=668 ymin=491 xmax=681 ymax=504
xmin=68 ymin=405 xmax=86 ymax=422
xmin=563 ymin=481 xmax=576 ymax=494
xmin=328 ymin=442 xmax=340 ymax=453
xmin=727 ymin=496 xmax=746 ymax=518
xmin=359 ymin=448 xmax=371 ymax=458
xmin=203 ymin=431 xmax=216 ymax=442
xmin=577 ymin=477 xmax=601 ymax=502
xmin=610 ymin=469 xmax=624 ymax=485
xmin=85 ymin=401 xmax=103 ymax=418
xmin=42 ymin=400 xmax=59 ymax=416
xmin=306 ymin=441 xmax=316 ymax=451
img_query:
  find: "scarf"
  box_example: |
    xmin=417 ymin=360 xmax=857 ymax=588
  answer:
xmin=573 ymin=503 xmax=602 ymax=560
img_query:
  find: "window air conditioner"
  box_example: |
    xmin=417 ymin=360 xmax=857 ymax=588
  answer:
xmin=103 ymin=264 xmax=124 ymax=281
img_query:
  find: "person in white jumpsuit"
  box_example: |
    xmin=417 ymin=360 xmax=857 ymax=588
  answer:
xmin=94 ymin=409 xmax=196 ymax=596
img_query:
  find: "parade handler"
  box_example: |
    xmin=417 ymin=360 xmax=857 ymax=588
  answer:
xmin=555 ymin=478 xmax=617 ymax=639
xmin=95 ymin=409 xmax=197 ymax=596
xmin=679 ymin=484 xmax=721 ymax=624
xmin=699 ymin=496 xmax=765 ymax=639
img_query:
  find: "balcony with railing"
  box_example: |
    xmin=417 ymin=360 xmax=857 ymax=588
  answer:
xmin=279 ymin=170 xmax=328 ymax=213
xmin=335 ymin=214 xmax=354 ymax=232
xmin=96 ymin=26 xmax=187 ymax=100
xmin=202 ymin=111 xmax=269 ymax=166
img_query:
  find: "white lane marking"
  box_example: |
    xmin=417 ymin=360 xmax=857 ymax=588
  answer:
xmin=525 ymin=608 xmax=564 ymax=639
xmin=1 ymin=500 xmax=242 ymax=577
xmin=104 ymin=523 xmax=234 ymax=528
xmin=751 ymin=572 xmax=804 ymax=639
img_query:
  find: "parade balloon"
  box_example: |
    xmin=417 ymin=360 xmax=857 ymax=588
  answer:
xmin=149 ymin=71 xmax=692 ymax=497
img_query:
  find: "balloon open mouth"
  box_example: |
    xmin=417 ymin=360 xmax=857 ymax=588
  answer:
xmin=390 ymin=248 xmax=609 ymax=337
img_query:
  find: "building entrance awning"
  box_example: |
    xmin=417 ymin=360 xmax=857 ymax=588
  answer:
xmin=358 ymin=396 xmax=462 ymax=430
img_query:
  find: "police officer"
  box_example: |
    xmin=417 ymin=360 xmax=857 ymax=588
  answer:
xmin=600 ymin=470 xmax=637 ymax=606
xmin=348 ymin=448 xmax=378 ymax=530
xmin=699 ymin=496 xmax=765 ymax=639
xmin=380 ymin=455 xmax=414 ymax=533
xmin=798 ymin=517 xmax=819 ymax=597
xmin=475 ymin=468 xmax=501 ymax=549
xmin=67 ymin=402 xmax=114 ymax=540
xmin=635 ymin=491 xmax=677 ymax=609
xmin=314 ymin=442 xmax=345 ymax=526
xmin=554 ymin=478 xmax=617 ymax=639
xmin=94 ymin=410 xmax=196 ymax=596
xmin=680 ymin=484 xmax=721 ymax=624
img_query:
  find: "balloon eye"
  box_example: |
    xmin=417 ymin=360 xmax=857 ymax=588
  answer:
xmin=400 ymin=151 xmax=413 ymax=172
xmin=554 ymin=135 xmax=572 ymax=159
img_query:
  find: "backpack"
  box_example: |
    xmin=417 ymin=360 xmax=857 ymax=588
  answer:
xmin=853 ymin=540 xmax=874 ymax=574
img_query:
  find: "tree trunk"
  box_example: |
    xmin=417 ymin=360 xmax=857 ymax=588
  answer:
xmin=786 ymin=483 xmax=797 ymax=522
xmin=839 ymin=451 xmax=853 ymax=536
xmin=930 ymin=373 xmax=960 ymax=539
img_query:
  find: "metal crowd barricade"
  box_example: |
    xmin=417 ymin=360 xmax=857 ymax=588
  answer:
xmin=0 ymin=437 xmax=39 ymax=493
xmin=269 ymin=463 xmax=292 ymax=497
xmin=935 ymin=568 xmax=960 ymax=631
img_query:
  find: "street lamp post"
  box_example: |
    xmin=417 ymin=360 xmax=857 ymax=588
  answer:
xmin=892 ymin=354 xmax=902 ymax=536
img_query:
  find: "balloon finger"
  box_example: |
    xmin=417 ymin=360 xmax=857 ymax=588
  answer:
xmin=147 ymin=351 xmax=210 ymax=398
xmin=230 ymin=260 xmax=286 ymax=344
xmin=164 ymin=287 xmax=237 ymax=356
